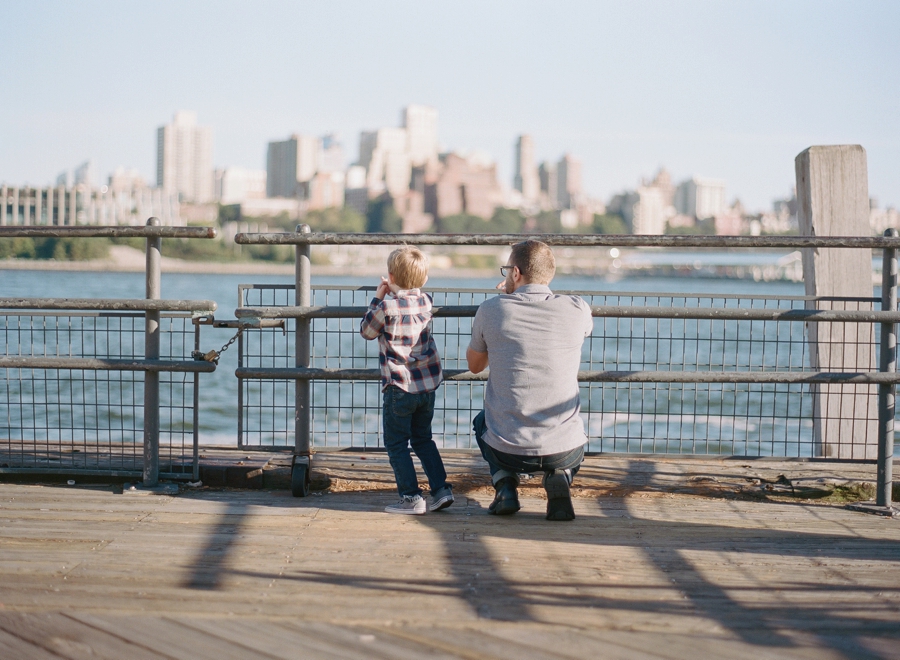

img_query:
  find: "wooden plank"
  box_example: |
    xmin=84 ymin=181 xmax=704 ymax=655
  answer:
xmin=0 ymin=612 xmax=168 ymax=659
xmin=0 ymin=624 xmax=65 ymax=660
xmin=185 ymin=617 xmax=464 ymax=660
xmin=68 ymin=613 xmax=280 ymax=660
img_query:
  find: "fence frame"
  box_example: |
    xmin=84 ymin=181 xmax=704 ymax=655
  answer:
xmin=234 ymin=228 xmax=897 ymax=514
xmin=0 ymin=219 xmax=218 ymax=485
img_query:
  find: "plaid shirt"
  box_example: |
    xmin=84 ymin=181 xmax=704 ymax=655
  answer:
xmin=360 ymin=289 xmax=443 ymax=393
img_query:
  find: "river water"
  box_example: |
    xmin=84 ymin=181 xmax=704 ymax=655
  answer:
xmin=6 ymin=267 xmax=845 ymax=456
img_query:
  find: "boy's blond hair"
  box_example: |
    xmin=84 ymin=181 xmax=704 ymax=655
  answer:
xmin=388 ymin=245 xmax=429 ymax=289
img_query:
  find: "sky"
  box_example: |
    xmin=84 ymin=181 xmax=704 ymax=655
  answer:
xmin=2 ymin=0 xmax=899 ymax=213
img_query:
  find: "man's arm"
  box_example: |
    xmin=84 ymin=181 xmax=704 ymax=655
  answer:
xmin=466 ymin=347 xmax=489 ymax=374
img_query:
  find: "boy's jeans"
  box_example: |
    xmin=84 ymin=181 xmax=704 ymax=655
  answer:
xmin=473 ymin=410 xmax=583 ymax=485
xmin=382 ymin=385 xmax=448 ymax=498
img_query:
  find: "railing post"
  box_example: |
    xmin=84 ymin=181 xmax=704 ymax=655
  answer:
xmin=192 ymin=320 xmax=201 ymax=483
xmin=878 ymin=229 xmax=897 ymax=509
xmin=849 ymin=227 xmax=899 ymax=517
xmin=292 ymin=223 xmax=312 ymax=495
xmin=143 ymin=217 xmax=161 ymax=486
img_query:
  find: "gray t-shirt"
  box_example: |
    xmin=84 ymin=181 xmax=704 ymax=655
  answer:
xmin=469 ymin=283 xmax=594 ymax=456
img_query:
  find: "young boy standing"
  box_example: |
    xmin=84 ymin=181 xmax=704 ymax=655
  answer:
xmin=360 ymin=246 xmax=453 ymax=514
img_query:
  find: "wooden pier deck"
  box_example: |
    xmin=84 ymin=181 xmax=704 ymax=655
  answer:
xmin=0 ymin=453 xmax=898 ymax=659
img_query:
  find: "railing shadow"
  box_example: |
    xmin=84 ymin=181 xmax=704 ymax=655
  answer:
xmin=178 ymin=477 xmax=900 ymax=658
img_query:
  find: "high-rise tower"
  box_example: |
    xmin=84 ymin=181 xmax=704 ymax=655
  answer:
xmin=156 ymin=111 xmax=213 ymax=203
xmin=514 ymin=135 xmax=539 ymax=202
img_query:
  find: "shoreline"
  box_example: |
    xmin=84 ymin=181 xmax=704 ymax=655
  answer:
xmin=0 ymin=257 xmax=498 ymax=279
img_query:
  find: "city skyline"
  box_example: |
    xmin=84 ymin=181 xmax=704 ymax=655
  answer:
xmin=2 ymin=1 xmax=898 ymax=213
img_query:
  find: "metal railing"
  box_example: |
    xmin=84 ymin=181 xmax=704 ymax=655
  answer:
xmin=0 ymin=220 xmax=218 ymax=485
xmin=234 ymin=229 xmax=897 ymax=511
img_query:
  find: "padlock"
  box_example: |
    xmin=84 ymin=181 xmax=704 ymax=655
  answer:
xmin=203 ymin=350 xmax=220 ymax=363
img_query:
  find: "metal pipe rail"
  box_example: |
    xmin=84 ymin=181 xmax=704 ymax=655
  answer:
xmin=0 ymin=226 xmax=216 ymax=239
xmin=236 ymin=304 xmax=900 ymax=324
xmin=236 ymin=367 xmax=900 ymax=385
xmin=235 ymin=231 xmax=900 ymax=249
xmin=0 ymin=357 xmax=215 ymax=372
xmin=0 ymin=298 xmax=217 ymax=313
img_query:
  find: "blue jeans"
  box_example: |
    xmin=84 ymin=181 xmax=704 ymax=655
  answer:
xmin=473 ymin=410 xmax=584 ymax=485
xmin=382 ymin=386 xmax=448 ymax=498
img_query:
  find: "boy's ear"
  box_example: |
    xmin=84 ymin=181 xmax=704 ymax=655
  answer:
xmin=422 ymin=275 xmax=428 ymax=286
xmin=387 ymin=273 xmax=395 ymax=283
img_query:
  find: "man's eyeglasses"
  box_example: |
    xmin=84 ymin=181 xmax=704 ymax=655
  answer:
xmin=500 ymin=265 xmax=517 ymax=277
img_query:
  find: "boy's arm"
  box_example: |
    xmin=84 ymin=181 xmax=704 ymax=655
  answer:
xmin=360 ymin=300 xmax=386 ymax=340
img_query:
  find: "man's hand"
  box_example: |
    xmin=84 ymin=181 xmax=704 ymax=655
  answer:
xmin=495 ymin=280 xmax=507 ymax=293
xmin=374 ymin=277 xmax=391 ymax=300
xmin=466 ymin=347 xmax=489 ymax=374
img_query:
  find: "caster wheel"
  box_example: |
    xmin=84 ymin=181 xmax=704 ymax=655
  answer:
xmin=291 ymin=462 xmax=310 ymax=497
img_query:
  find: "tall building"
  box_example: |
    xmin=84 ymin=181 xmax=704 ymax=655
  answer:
xmin=674 ymin=177 xmax=726 ymax=220
xmin=74 ymin=160 xmax=95 ymax=187
xmin=156 ymin=111 xmax=213 ymax=203
xmin=308 ymin=171 xmax=345 ymax=211
xmin=266 ymin=135 xmax=319 ymax=198
xmin=632 ymin=186 xmax=669 ymax=235
xmin=344 ymin=165 xmax=369 ymax=216
xmin=108 ymin=167 xmax=145 ymax=192
xmin=514 ymin=135 xmax=539 ymax=202
xmin=423 ymin=152 xmax=503 ymax=221
xmin=318 ymin=134 xmax=345 ymax=174
xmin=359 ymin=127 xmax=410 ymax=196
xmin=402 ymin=105 xmax=439 ymax=166
xmin=215 ymin=167 xmax=267 ymax=204
xmin=539 ymin=161 xmax=557 ymax=208
xmin=557 ymin=154 xmax=582 ymax=209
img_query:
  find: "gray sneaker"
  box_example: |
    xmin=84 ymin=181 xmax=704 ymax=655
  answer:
xmin=429 ymin=485 xmax=454 ymax=512
xmin=385 ymin=494 xmax=426 ymax=515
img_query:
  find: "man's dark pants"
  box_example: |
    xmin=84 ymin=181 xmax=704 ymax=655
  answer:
xmin=473 ymin=410 xmax=583 ymax=486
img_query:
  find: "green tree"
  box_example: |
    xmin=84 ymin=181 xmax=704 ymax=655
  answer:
xmin=305 ymin=206 xmax=366 ymax=233
xmin=665 ymin=218 xmax=715 ymax=235
xmin=437 ymin=213 xmax=488 ymax=233
xmin=218 ymin=204 xmax=241 ymax=225
xmin=531 ymin=210 xmax=561 ymax=233
xmin=0 ymin=237 xmax=36 ymax=259
xmin=366 ymin=196 xmax=402 ymax=233
xmin=31 ymin=237 xmax=110 ymax=261
xmin=593 ymin=213 xmax=628 ymax=235
xmin=490 ymin=207 xmax=526 ymax=233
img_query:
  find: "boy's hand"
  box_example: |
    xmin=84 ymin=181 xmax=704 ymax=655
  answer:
xmin=375 ymin=277 xmax=391 ymax=300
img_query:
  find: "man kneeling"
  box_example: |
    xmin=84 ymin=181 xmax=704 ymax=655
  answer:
xmin=467 ymin=240 xmax=594 ymax=521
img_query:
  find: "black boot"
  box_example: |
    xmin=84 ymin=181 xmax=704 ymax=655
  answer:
xmin=489 ymin=476 xmax=520 ymax=515
xmin=544 ymin=470 xmax=575 ymax=521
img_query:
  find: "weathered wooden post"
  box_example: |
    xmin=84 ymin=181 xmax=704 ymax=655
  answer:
xmin=796 ymin=145 xmax=876 ymax=459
